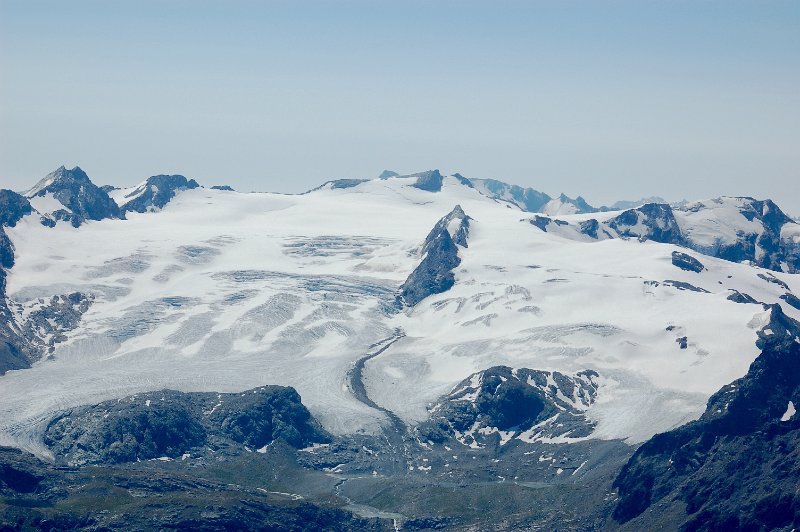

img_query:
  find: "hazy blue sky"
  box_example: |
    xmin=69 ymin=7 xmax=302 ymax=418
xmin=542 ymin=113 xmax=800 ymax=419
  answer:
xmin=1 ymin=1 xmax=799 ymax=212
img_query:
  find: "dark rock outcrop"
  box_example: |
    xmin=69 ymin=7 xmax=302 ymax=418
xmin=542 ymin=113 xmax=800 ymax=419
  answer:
xmin=579 ymin=218 xmax=600 ymax=238
xmin=399 ymin=205 xmax=471 ymax=306
xmin=26 ymin=166 xmax=121 ymax=227
xmin=0 ymin=189 xmax=32 ymax=227
xmin=417 ymin=366 xmax=600 ymax=447
xmin=529 ymin=215 xmax=568 ymax=232
xmin=43 ymin=386 xmax=331 ymax=466
xmin=662 ymin=280 xmax=709 ymax=293
xmin=781 ymin=292 xmax=800 ymax=311
xmin=727 ymin=289 xmax=759 ymax=305
xmin=15 ymin=292 xmax=94 ymax=356
xmin=411 ymin=169 xmax=444 ymax=192
xmin=758 ymin=272 xmax=790 ymax=291
xmin=613 ymin=305 xmax=800 ymax=530
xmin=120 ymin=174 xmax=200 ymax=213
xmin=671 ymin=251 xmax=705 ymax=273
xmin=606 ymin=203 xmax=684 ymax=244
xmin=210 ymin=184 xmax=235 ymax=191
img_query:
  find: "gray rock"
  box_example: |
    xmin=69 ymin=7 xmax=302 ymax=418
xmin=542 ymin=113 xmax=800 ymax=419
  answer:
xmin=727 ymin=289 xmax=759 ymax=304
xmin=27 ymin=166 xmax=121 ymax=227
xmin=671 ymin=251 xmax=705 ymax=272
xmin=411 ymin=170 xmax=444 ymax=192
xmin=662 ymin=280 xmax=709 ymax=293
xmin=607 ymin=203 xmax=684 ymax=244
xmin=121 ymin=174 xmax=200 ymax=213
xmin=758 ymin=272 xmax=790 ymax=290
xmin=399 ymin=205 xmax=471 ymax=306
xmin=780 ymin=292 xmax=800 ymax=311
xmin=417 ymin=366 xmax=600 ymax=446
xmin=0 ymin=189 xmax=32 ymax=227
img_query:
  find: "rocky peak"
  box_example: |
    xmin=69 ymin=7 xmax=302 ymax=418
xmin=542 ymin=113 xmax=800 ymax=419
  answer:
xmin=26 ymin=166 xmax=121 ymax=227
xmin=120 ymin=174 xmax=200 ymax=214
xmin=411 ymin=169 xmax=444 ymax=192
xmin=399 ymin=205 xmax=472 ymax=307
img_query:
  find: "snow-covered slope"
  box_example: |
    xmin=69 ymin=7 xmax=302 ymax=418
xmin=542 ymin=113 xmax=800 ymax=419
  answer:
xmin=1 ymin=172 xmax=798 ymax=458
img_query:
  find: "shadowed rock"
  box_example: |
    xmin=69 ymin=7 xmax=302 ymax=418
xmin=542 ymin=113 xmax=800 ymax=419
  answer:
xmin=399 ymin=205 xmax=471 ymax=306
xmin=411 ymin=169 xmax=444 ymax=192
xmin=613 ymin=305 xmax=800 ymax=530
xmin=671 ymin=251 xmax=705 ymax=272
xmin=26 ymin=166 xmax=121 ymax=227
xmin=121 ymin=174 xmax=200 ymax=213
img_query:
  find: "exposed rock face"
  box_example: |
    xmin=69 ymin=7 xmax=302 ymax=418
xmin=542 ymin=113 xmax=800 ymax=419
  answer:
xmin=613 ymin=305 xmax=800 ymax=530
xmin=451 ymin=173 xmax=474 ymax=188
xmin=579 ymin=218 xmax=601 ymax=238
xmin=758 ymin=272 xmax=790 ymax=290
xmin=606 ymin=203 xmax=684 ymax=244
xmin=26 ymin=166 xmax=121 ymax=227
xmin=781 ymin=292 xmax=800 ymax=311
xmin=417 ymin=366 xmax=600 ymax=447
xmin=13 ymin=292 xmax=93 ymax=356
xmin=0 ymin=190 xmax=32 ymax=227
xmin=210 ymin=184 xmax=235 ymax=191
xmin=529 ymin=215 xmax=568 ymax=232
xmin=43 ymin=386 xmax=331 ymax=466
xmin=399 ymin=205 xmax=471 ymax=306
xmin=671 ymin=251 xmax=705 ymax=273
xmin=727 ymin=289 xmax=759 ymax=305
xmin=0 ymin=191 xmax=33 ymax=375
xmin=662 ymin=280 xmax=709 ymax=293
xmin=411 ymin=169 xmax=444 ymax=192
xmin=120 ymin=174 xmax=200 ymax=213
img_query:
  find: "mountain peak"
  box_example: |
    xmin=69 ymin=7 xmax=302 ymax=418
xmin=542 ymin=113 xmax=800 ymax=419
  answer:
xmin=378 ymin=170 xmax=399 ymax=179
xmin=411 ymin=169 xmax=444 ymax=192
xmin=25 ymin=166 xmax=120 ymax=227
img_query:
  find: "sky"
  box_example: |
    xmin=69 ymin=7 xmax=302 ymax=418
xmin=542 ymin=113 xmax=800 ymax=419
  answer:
xmin=1 ymin=0 xmax=799 ymax=213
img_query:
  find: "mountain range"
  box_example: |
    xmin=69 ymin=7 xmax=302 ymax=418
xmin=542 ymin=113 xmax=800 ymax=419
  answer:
xmin=1 ymin=165 xmax=799 ymax=530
